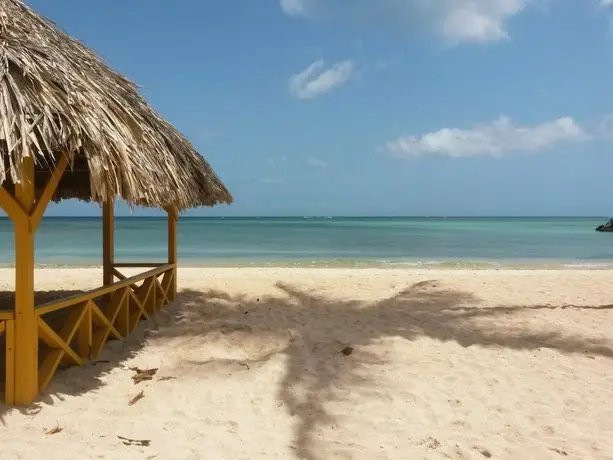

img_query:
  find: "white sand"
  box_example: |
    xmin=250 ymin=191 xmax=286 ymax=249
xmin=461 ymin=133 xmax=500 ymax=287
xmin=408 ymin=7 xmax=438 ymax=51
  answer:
xmin=1 ymin=267 xmax=613 ymax=460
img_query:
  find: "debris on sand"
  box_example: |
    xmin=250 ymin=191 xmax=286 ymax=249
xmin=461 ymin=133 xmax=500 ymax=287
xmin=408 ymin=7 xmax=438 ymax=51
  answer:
xmin=340 ymin=346 xmax=354 ymax=356
xmin=117 ymin=435 xmax=150 ymax=447
xmin=130 ymin=367 xmax=158 ymax=384
xmin=128 ymin=390 xmax=145 ymax=406
xmin=45 ymin=423 xmax=63 ymax=435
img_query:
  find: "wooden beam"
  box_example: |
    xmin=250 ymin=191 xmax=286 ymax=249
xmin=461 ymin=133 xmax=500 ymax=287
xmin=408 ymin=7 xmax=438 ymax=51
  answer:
xmin=116 ymin=291 xmax=130 ymax=337
xmin=160 ymin=269 xmax=174 ymax=305
xmin=77 ymin=302 xmax=92 ymax=360
xmin=0 ymin=187 xmax=26 ymax=224
xmin=4 ymin=319 xmax=15 ymax=405
xmin=112 ymin=267 xmax=126 ymax=281
xmin=13 ymin=155 xmax=38 ymax=404
xmin=38 ymin=318 xmax=83 ymax=366
xmin=38 ymin=349 xmax=62 ymax=392
xmin=102 ymin=200 xmax=114 ymax=288
xmin=0 ymin=311 xmax=14 ymax=321
xmin=112 ymin=262 xmax=165 ymax=268
xmin=36 ymin=264 xmax=173 ymax=315
xmin=166 ymin=206 xmax=178 ymax=299
xmin=30 ymin=154 xmax=68 ymax=232
xmin=90 ymin=292 xmax=126 ymax=347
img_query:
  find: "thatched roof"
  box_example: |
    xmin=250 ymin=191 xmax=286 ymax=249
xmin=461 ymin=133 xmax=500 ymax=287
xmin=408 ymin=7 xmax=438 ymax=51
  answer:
xmin=0 ymin=0 xmax=232 ymax=210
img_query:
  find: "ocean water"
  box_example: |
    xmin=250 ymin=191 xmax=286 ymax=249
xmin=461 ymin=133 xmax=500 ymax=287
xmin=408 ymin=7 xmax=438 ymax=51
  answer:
xmin=0 ymin=216 xmax=611 ymax=269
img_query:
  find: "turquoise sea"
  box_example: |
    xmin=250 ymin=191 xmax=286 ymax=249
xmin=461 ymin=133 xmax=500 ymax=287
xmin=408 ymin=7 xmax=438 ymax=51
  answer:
xmin=0 ymin=216 xmax=611 ymax=269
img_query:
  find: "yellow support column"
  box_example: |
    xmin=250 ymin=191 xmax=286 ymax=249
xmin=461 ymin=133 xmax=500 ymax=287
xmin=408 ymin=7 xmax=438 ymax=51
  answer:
xmin=13 ymin=156 xmax=38 ymax=404
xmin=102 ymin=200 xmax=114 ymax=287
xmin=167 ymin=206 xmax=177 ymax=300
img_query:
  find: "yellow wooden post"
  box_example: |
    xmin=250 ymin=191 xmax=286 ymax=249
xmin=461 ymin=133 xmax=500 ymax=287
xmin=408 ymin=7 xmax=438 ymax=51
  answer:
xmin=0 ymin=154 xmax=66 ymax=404
xmin=102 ymin=200 xmax=114 ymax=287
xmin=167 ymin=206 xmax=177 ymax=300
xmin=4 ymin=319 xmax=15 ymax=404
xmin=13 ymin=156 xmax=38 ymax=404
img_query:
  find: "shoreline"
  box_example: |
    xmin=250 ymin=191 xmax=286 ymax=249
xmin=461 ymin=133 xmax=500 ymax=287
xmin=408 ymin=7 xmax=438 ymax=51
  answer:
xmin=3 ymin=261 xmax=613 ymax=270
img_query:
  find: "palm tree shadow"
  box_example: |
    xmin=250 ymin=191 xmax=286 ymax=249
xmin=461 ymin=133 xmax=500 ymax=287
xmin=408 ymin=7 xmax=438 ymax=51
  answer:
xmin=152 ymin=280 xmax=613 ymax=460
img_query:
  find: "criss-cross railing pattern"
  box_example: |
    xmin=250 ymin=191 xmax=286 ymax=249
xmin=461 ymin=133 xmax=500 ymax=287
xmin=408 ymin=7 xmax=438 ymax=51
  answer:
xmin=0 ymin=264 xmax=175 ymax=403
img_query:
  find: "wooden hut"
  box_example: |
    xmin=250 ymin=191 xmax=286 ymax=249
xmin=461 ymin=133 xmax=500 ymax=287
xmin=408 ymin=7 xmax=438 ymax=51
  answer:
xmin=0 ymin=0 xmax=232 ymax=404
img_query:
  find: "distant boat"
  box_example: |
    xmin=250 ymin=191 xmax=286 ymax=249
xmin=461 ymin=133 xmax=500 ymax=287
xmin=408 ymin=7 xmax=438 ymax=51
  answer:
xmin=595 ymin=218 xmax=613 ymax=232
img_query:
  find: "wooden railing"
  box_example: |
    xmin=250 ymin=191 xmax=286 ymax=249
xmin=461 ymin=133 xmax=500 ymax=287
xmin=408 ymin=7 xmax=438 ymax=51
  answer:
xmin=0 ymin=314 xmax=15 ymax=404
xmin=0 ymin=264 xmax=176 ymax=404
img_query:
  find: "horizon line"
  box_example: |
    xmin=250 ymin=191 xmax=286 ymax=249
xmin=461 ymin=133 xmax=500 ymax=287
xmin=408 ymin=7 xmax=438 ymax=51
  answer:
xmin=0 ymin=215 xmax=607 ymax=219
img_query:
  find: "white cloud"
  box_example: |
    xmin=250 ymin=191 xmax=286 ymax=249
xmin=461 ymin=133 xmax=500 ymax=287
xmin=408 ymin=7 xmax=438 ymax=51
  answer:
xmin=288 ymin=59 xmax=354 ymax=99
xmin=280 ymin=0 xmax=306 ymax=15
xmin=307 ymin=156 xmax=328 ymax=168
xmin=602 ymin=0 xmax=613 ymax=6
xmin=383 ymin=116 xmax=589 ymax=158
xmin=280 ymin=0 xmax=533 ymax=44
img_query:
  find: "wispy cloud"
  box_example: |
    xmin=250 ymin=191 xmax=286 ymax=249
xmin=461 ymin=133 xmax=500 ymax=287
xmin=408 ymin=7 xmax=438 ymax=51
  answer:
xmin=280 ymin=0 xmax=535 ymax=44
xmin=280 ymin=0 xmax=306 ymax=15
xmin=307 ymin=156 xmax=328 ymax=168
xmin=288 ymin=59 xmax=354 ymax=99
xmin=383 ymin=116 xmax=589 ymax=158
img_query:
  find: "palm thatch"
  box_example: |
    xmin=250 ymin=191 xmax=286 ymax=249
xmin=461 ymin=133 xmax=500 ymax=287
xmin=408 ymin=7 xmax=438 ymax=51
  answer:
xmin=0 ymin=0 xmax=232 ymax=210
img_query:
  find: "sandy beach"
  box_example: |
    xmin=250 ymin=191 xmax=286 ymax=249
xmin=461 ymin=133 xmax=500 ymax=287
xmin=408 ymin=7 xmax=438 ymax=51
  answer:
xmin=0 ymin=267 xmax=612 ymax=459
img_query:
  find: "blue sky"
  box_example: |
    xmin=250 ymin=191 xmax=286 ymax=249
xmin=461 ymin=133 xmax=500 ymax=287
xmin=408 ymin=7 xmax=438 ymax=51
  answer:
xmin=23 ymin=0 xmax=613 ymax=216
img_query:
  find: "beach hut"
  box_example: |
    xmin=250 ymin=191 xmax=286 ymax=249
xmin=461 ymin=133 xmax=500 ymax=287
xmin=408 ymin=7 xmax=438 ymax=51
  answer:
xmin=0 ymin=0 xmax=232 ymax=404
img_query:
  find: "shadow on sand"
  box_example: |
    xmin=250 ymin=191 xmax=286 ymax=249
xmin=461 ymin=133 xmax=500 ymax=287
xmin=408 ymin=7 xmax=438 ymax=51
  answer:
xmin=0 ymin=289 xmax=147 ymax=423
xmin=145 ymin=280 xmax=613 ymax=460
xmin=0 ymin=281 xmax=610 ymax=458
